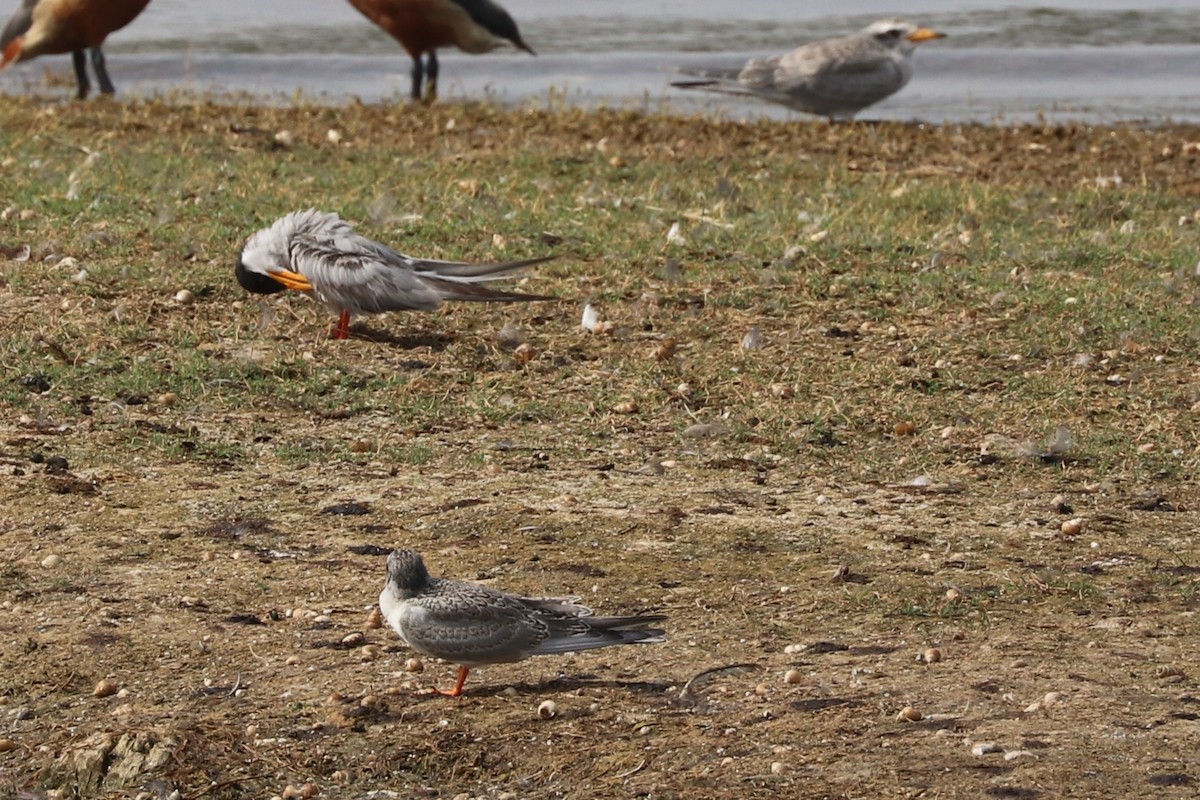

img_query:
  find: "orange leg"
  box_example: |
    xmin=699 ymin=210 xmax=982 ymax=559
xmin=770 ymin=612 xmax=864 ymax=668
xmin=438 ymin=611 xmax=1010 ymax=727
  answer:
xmin=435 ymin=666 xmax=470 ymax=697
xmin=333 ymin=310 xmax=351 ymax=340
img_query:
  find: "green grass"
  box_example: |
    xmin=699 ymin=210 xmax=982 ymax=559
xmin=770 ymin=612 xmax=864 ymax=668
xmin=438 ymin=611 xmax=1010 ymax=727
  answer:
xmin=2 ymin=97 xmax=1199 ymax=487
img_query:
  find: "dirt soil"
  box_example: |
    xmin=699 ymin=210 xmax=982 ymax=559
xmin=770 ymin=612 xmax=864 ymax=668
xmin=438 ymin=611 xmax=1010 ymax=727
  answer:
xmin=2 ymin=101 xmax=1200 ymax=800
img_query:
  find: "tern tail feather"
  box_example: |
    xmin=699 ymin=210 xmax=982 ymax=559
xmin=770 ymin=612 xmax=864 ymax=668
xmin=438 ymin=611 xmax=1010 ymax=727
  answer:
xmin=418 ymin=277 xmax=556 ymax=303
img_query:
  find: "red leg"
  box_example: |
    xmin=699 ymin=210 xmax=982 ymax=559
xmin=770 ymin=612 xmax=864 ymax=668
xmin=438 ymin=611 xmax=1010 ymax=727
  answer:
xmin=436 ymin=666 xmax=470 ymax=697
xmin=334 ymin=310 xmax=351 ymax=340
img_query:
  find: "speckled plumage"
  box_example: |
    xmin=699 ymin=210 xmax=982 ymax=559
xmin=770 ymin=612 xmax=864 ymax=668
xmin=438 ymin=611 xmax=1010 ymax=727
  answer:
xmin=672 ymin=18 xmax=945 ymax=120
xmin=379 ymin=548 xmax=667 ymax=695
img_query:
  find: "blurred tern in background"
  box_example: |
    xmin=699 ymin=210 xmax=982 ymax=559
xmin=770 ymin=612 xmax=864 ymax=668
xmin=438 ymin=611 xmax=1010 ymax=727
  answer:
xmin=672 ymin=18 xmax=946 ymax=121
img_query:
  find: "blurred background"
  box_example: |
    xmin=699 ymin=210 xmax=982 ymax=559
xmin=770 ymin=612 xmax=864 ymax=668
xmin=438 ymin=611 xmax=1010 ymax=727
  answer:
xmin=2 ymin=0 xmax=1198 ymax=123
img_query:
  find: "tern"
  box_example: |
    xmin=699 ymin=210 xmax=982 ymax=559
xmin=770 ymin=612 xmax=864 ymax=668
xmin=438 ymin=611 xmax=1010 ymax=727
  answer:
xmin=379 ymin=548 xmax=667 ymax=697
xmin=346 ymin=0 xmax=535 ymax=102
xmin=671 ymin=18 xmax=946 ymax=121
xmin=0 ymin=0 xmax=150 ymax=99
xmin=236 ymin=209 xmax=554 ymax=340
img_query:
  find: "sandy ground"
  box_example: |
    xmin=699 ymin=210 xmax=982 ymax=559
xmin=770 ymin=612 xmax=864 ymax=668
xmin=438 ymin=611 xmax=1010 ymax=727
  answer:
xmin=2 ymin=99 xmax=1200 ymax=799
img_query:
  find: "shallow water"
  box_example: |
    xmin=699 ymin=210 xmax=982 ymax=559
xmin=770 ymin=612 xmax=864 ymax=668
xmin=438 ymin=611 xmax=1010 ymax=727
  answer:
xmin=2 ymin=1 xmax=1199 ymax=123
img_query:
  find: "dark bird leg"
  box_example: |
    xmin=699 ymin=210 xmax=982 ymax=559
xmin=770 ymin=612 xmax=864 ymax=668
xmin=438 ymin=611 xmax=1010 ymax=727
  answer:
xmin=409 ymin=54 xmax=423 ymax=101
xmin=333 ymin=311 xmax=351 ymax=340
xmin=71 ymin=49 xmax=91 ymax=99
xmin=435 ymin=666 xmax=470 ymax=697
xmin=90 ymin=47 xmax=116 ymax=95
xmin=424 ymin=51 xmax=439 ymax=102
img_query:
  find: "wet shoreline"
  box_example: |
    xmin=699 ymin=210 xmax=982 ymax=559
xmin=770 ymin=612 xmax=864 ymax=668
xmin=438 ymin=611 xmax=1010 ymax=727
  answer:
xmin=3 ymin=45 xmax=1199 ymax=126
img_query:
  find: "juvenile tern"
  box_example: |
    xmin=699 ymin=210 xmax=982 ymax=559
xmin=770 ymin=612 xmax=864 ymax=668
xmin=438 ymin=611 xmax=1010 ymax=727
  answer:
xmin=236 ymin=209 xmax=554 ymax=340
xmin=0 ymin=0 xmax=150 ymax=99
xmin=672 ymin=18 xmax=946 ymax=121
xmin=379 ymin=548 xmax=667 ymax=697
xmin=346 ymin=0 xmax=535 ymax=102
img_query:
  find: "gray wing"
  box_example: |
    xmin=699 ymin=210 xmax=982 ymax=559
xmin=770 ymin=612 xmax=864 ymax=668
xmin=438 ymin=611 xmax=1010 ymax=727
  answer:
xmin=528 ymin=612 xmax=668 ymax=656
xmin=399 ymin=583 xmax=553 ymax=665
xmin=674 ymin=34 xmax=908 ymax=117
xmin=772 ymin=36 xmax=909 ymax=112
xmin=286 ymin=232 xmax=446 ymax=313
xmin=287 ymin=227 xmax=552 ymax=313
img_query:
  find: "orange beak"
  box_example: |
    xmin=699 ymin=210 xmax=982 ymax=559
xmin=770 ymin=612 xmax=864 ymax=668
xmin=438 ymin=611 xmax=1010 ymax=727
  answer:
xmin=907 ymin=28 xmax=946 ymax=43
xmin=2 ymin=36 xmax=25 ymax=68
xmin=270 ymin=270 xmax=314 ymax=291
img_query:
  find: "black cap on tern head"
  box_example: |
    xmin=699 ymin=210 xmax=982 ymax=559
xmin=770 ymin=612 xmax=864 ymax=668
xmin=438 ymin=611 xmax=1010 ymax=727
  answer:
xmin=235 ymin=259 xmax=287 ymax=295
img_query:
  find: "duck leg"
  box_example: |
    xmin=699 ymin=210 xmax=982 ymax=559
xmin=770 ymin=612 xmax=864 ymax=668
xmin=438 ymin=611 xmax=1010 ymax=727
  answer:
xmin=424 ymin=51 xmax=439 ymax=102
xmin=90 ymin=46 xmax=116 ymax=95
xmin=71 ymin=49 xmax=91 ymax=99
xmin=409 ymin=53 xmax=424 ymax=100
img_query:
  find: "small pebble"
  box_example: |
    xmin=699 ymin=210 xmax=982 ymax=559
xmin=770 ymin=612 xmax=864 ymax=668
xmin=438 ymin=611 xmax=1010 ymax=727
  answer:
xmin=157 ymin=392 xmax=178 ymax=407
xmin=285 ymin=656 xmax=302 ymax=666
xmin=40 ymin=554 xmax=63 ymax=568
xmin=93 ymin=679 xmax=119 ymax=698
xmin=537 ymin=700 xmax=557 ymax=719
xmin=971 ymin=742 xmax=1003 ymax=757
xmin=273 ymin=130 xmax=295 ymax=148
xmin=1004 ymin=750 xmax=1036 ymax=761
xmin=174 ymin=289 xmax=195 ymax=305
xmin=326 ymin=129 xmax=343 ymax=145
xmin=896 ymin=706 xmax=923 ymax=722
xmin=0 ymin=737 xmax=16 ymax=752
xmin=944 ymin=588 xmax=962 ymax=602
xmin=1061 ymin=518 xmax=1086 ymax=536
xmin=359 ymin=645 xmax=380 ymax=661
xmin=770 ymin=761 xmax=787 ymax=775
xmin=612 ymin=399 xmax=638 ymax=414
xmin=783 ymin=669 xmax=802 ymax=685
xmin=340 ymin=632 xmax=365 ymax=647
xmin=921 ymin=648 xmax=943 ymax=664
